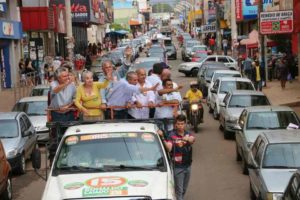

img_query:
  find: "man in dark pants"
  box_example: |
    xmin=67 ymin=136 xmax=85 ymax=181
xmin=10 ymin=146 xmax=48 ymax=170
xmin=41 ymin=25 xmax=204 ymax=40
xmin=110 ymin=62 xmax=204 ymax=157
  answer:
xmin=162 ymin=115 xmax=196 ymax=200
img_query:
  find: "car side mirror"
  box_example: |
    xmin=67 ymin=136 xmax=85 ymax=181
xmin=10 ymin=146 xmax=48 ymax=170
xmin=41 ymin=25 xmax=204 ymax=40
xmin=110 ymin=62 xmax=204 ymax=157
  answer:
xmin=210 ymin=88 xmax=217 ymax=94
xmin=220 ymin=102 xmax=225 ymax=107
xmin=233 ymin=124 xmax=242 ymax=131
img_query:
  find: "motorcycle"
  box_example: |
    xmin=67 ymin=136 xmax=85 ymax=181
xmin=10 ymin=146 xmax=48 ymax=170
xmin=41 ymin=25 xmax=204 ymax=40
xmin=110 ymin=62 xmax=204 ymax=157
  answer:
xmin=182 ymin=100 xmax=204 ymax=132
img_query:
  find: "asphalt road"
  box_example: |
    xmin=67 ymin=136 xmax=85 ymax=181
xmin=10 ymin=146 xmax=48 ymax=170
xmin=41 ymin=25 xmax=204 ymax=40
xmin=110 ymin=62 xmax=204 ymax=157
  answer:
xmin=12 ymin=51 xmax=251 ymax=200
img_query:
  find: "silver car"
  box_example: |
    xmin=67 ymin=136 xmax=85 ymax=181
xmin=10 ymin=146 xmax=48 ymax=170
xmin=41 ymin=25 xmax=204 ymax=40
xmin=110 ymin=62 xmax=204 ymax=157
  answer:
xmin=282 ymin=169 xmax=300 ymax=199
xmin=0 ymin=112 xmax=38 ymax=174
xmin=235 ymin=106 xmax=300 ymax=174
xmin=219 ymin=90 xmax=271 ymax=139
xmin=12 ymin=96 xmax=49 ymax=142
xmin=30 ymin=84 xmax=50 ymax=96
xmin=248 ymin=130 xmax=300 ymax=200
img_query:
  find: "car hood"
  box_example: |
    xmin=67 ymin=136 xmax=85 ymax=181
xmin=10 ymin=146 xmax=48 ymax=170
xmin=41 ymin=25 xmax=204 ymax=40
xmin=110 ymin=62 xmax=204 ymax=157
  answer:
xmin=227 ymin=108 xmax=244 ymax=119
xmin=261 ymin=169 xmax=296 ymax=193
xmin=1 ymin=138 xmax=20 ymax=156
xmin=244 ymin=128 xmax=287 ymax=144
xmin=42 ymin=171 xmax=171 ymax=200
xmin=29 ymin=116 xmax=47 ymax=128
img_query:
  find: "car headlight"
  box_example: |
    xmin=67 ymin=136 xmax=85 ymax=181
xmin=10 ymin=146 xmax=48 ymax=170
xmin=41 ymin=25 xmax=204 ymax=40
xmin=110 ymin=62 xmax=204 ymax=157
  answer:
xmin=246 ymin=142 xmax=253 ymax=149
xmin=191 ymin=104 xmax=199 ymax=110
xmin=266 ymin=192 xmax=283 ymax=200
xmin=7 ymin=148 xmax=18 ymax=158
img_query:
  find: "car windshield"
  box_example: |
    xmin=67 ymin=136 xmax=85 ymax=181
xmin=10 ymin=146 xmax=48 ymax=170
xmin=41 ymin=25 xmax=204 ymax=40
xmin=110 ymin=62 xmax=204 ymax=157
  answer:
xmin=213 ymin=73 xmax=241 ymax=82
xmin=31 ymin=88 xmax=49 ymax=96
xmin=246 ymin=111 xmax=299 ymax=130
xmin=206 ymin=68 xmax=224 ymax=78
xmin=187 ymin=42 xmax=200 ymax=47
xmin=149 ymin=48 xmax=164 ymax=53
xmin=263 ymin=144 xmax=300 ymax=168
xmin=0 ymin=120 xmax=18 ymax=138
xmin=55 ymin=132 xmax=166 ymax=174
xmin=13 ymin=101 xmax=47 ymax=116
xmin=228 ymin=95 xmax=270 ymax=108
xmin=133 ymin=61 xmax=159 ymax=73
xmin=219 ymin=81 xmax=254 ymax=93
xmin=193 ymin=46 xmax=207 ymax=52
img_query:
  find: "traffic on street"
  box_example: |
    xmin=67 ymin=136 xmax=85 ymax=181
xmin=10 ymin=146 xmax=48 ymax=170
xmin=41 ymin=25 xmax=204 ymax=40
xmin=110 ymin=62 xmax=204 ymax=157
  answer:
xmin=1 ymin=1 xmax=300 ymax=200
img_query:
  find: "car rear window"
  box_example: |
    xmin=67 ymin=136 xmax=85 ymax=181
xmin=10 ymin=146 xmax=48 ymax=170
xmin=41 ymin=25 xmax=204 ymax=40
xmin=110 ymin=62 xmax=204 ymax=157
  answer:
xmin=219 ymin=81 xmax=254 ymax=93
xmin=228 ymin=95 xmax=270 ymax=108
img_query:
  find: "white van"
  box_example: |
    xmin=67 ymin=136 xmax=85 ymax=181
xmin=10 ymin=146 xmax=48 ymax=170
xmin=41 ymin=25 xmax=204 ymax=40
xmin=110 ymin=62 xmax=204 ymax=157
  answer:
xmin=42 ymin=122 xmax=175 ymax=200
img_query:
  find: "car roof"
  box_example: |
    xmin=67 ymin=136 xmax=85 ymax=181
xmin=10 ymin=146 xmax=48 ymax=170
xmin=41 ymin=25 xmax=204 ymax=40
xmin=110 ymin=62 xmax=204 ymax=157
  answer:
xmin=64 ymin=123 xmax=158 ymax=137
xmin=0 ymin=112 xmax=22 ymax=120
xmin=244 ymin=105 xmax=295 ymax=112
xmin=33 ymin=84 xmax=50 ymax=89
xmin=192 ymin=45 xmax=206 ymax=48
xmin=229 ymin=90 xmax=266 ymax=96
xmin=18 ymin=96 xmax=48 ymax=102
xmin=203 ymin=62 xmax=226 ymax=67
xmin=218 ymin=77 xmax=252 ymax=82
xmin=181 ymin=62 xmax=201 ymax=66
xmin=261 ymin=130 xmax=300 ymax=144
xmin=213 ymin=70 xmax=241 ymax=74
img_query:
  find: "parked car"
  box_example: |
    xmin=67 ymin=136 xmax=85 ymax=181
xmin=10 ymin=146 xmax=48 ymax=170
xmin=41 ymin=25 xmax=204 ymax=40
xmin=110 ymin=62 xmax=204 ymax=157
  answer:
xmin=12 ymin=96 xmax=49 ymax=142
xmin=0 ymin=140 xmax=12 ymax=200
xmin=147 ymin=46 xmax=166 ymax=63
xmin=0 ymin=112 xmax=38 ymax=174
xmin=165 ymin=44 xmax=177 ymax=60
xmin=191 ymin=51 xmax=208 ymax=62
xmin=206 ymin=70 xmax=242 ymax=108
xmin=178 ymin=62 xmax=203 ymax=77
xmin=235 ymin=106 xmax=300 ymax=174
xmin=30 ymin=84 xmax=50 ymax=96
xmin=282 ymin=169 xmax=300 ymax=200
xmin=196 ymin=55 xmax=238 ymax=70
xmin=219 ymin=90 xmax=271 ymax=139
xmin=131 ymin=57 xmax=164 ymax=75
xmin=191 ymin=45 xmax=208 ymax=56
xmin=248 ymin=130 xmax=300 ymax=200
xmin=181 ymin=40 xmax=201 ymax=61
xmin=197 ymin=62 xmax=228 ymax=98
xmin=41 ymin=122 xmax=176 ymax=200
xmin=209 ymin=77 xmax=255 ymax=119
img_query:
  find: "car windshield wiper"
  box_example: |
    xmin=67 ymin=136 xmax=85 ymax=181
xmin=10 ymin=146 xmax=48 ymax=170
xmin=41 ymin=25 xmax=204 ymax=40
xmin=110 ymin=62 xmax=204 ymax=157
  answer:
xmin=0 ymin=136 xmax=16 ymax=138
xmin=57 ymin=165 xmax=106 ymax=172
xmin=230 ymin=105 xmax=245 ymax=108
xmin=103 ymin=164 xmax=157 ymax=171
xmin=29 ymin=113 xmax=45 ymax=116
xmin=247 ymin=126 xmax=267 ymax=130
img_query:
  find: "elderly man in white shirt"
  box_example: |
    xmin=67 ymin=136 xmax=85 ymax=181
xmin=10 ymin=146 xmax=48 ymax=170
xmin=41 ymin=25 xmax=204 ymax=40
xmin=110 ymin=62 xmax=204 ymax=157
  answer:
xmin=128 ymin=68 xmax=155 ymax=119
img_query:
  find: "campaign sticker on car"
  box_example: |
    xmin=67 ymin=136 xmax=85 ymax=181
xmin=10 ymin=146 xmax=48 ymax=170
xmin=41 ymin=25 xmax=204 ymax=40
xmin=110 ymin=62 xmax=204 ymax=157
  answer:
xmin=128 ymin=180 xmax=148 ymax=187
xmin=141 ymin=133 xmax=155 ymax=142
xmin=83 ymin=176 xmax=128 ymax=197
xmin=65 ymin=136 xmax=79 ymax=145
xmin=64 ymin=182 xmax=84 ymax=190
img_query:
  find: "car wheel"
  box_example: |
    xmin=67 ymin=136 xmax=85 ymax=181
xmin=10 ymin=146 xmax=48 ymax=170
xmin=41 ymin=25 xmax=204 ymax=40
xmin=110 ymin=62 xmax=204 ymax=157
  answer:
xmin=17 ymin=154 xmax=26 ymax=174
xmin=0 ymin=176 xmax=12 ymax=200
xmin=213 ymin=105 xmax=219 ymax=120
xmin=185 ymin=73 xmax=190 ymax=77
xmin=250 ymin=183 xmax=256 ymax=200
xmin=208 ymin=104 xmax=213 ymax=113
xmin=191 ymin=68 xmax=198 ymax=77
xmin=236 ymin=144 xmax=242 ymax=161
xmin=242 ymin=157 xmax=249 ymax=175
xmin=224 ymin=130 xmax=231 ymax=140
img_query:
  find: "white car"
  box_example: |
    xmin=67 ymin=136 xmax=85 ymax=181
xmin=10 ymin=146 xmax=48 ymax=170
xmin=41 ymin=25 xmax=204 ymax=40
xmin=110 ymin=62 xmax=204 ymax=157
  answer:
xmin=209 ymin=77 xmax=255 ymax=120
xmin=12 ymin=96 xmax=49 ymax=142
xmin=178 ymin=62 xmax=202 ymax=77
xmin=30 ymin=84 xmax=50 ymax=96
xmin=42 ymin=122 xmax=176 ymax=200
xmin=207 ymin=70 xmax=242 ymax=110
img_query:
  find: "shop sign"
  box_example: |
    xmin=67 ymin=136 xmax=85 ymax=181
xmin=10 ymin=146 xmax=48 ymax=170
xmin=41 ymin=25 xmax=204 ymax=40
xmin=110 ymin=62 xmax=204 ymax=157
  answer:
xmin=260 ymin=10 xmax=293 ymax=34
xmin=235 ymin=0 xmax=243 ymax=21
xmin=0 ymin=20 xmax=22 ymax=40
xmin=242 ymin=0 xmax=273 ymax=20
xmin=201 ymin=25 xmax=216 ymax=33
xmin=0 ymin=1 xmax=7 ymax=13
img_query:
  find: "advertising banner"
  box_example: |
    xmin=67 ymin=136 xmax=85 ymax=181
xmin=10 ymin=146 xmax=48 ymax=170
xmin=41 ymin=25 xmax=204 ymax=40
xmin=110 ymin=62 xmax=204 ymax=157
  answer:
xmin=201 ymin=25 xmax=216 ymax=33
xmin=235 ymin=0 xmax=243 ymax=21
xmin=242 ymin=0 xmax=273 ymax=20
xmin=260 ymin=10 xmax=293 ymax=34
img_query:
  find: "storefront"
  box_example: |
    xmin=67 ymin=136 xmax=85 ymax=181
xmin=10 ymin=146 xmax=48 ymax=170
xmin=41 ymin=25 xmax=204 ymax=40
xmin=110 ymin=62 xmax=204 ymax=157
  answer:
xmin=0 ymin=20 xmax=23 ymax=89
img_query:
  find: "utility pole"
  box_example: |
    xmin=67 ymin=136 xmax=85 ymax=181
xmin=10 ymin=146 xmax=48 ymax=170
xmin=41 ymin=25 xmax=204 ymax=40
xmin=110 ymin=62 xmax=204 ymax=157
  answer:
xmin=65 ymin=0 xmax=74 ymax=64
xmin=215 ymin=1 xmax=222 ymax=54
xmin=298 ymin=33 xmax=300 ymax=81
xmin=258 ymin=0 xmax=267 ymax=82
xmin=230 ymin=0 xmax=238 ymax=58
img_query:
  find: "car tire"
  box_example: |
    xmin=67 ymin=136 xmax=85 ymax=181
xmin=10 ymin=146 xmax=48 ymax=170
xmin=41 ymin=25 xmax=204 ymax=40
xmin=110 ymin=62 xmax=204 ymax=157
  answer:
xmin=185 ymin=73 xmax=190 ymax=77
xmin=191 ymin=68 xmax=198 ymax=77
xmin=250 ymin=183 xmax=256 ymax=200
xmin=236 ymin=144 xmax=242 ymax=161
xmin=17 ymin=154 xmax=26 ymax=174
xmin=242 ymin=157 xmax=249 ymax=175
xmin=213 ymin=105 xmax=219 ymax=120
xmin=0 ymin=176 xmax=12 ymax=200
xmin=224 ymin=130 xmax=231 ymax=140
xmin=208 ymin=104 xmax=213 ymax=113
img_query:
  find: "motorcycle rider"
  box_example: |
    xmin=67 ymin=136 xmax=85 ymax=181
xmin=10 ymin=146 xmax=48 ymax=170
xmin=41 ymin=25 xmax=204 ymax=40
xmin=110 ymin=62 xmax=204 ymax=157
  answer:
xmin=184 ymin=81 xmax=203 ymax=123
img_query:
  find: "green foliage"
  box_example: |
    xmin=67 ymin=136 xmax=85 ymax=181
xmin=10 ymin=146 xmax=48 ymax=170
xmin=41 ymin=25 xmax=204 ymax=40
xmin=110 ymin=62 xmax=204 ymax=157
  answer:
xmin=110 ymin=23 xmax=130 ymax=31
xmin=152 ymin=3 xmax=173 ymax=13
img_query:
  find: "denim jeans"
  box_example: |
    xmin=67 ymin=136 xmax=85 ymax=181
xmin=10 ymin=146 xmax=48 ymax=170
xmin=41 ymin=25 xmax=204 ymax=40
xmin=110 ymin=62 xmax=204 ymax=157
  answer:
xmin=254 ymin=80 xmax=263 ymax=91
xmin=174 ymin=166 xmax=191 ymax=200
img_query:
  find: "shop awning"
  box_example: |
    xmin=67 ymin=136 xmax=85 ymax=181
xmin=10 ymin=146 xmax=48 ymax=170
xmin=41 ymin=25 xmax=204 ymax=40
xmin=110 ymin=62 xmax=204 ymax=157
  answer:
xmin=240 ymin=30 xmax=259 ymax=46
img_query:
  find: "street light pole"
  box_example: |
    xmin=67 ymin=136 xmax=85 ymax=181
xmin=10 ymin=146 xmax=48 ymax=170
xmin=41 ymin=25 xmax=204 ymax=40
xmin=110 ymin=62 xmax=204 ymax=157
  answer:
xmin=65 ymin=0 xmax=74 ymax=64
xmin=215 ymin=1 xmax=222 ymax=54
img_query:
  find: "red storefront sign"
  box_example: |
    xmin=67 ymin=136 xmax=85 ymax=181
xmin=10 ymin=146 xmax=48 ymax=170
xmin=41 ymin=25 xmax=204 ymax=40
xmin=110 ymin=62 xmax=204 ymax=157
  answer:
xmin=260 ymin=10 xmax=293 ymax=34
xmin=294 ymin=0 xmax=300 ymax=33
xmin=235 ymin=0 xmax=243 ymax=22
